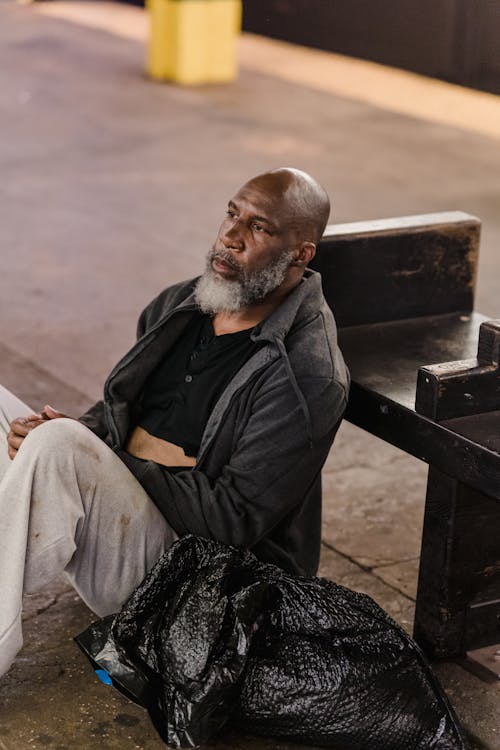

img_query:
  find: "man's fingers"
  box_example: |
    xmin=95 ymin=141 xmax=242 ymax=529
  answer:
xmin=6 ymin=410 xmax=65 ymax=461
xmin=42 ymin=405 xmax=67 ymax=420
xmin=6 ymin=414 xmax=49 ymax=461
xmin=6 ymin=430 xmax=26 ymax=460
xmin=8 ymin=417 xmax=46 ymax=437
xmin=26 ymin=413 xmax=43 ymax=422
xmin=7 ymin=432 xmax=24 ymax=452
xmin=9 ymin=418 xmax=33 ymax=437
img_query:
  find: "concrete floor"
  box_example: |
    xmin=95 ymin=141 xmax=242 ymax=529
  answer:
xmin=0 ymin=1 xmax=499 ymax=748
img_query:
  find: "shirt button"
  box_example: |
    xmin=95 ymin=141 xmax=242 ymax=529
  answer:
xmin=185 ymin=374 xmax=193 ymax=383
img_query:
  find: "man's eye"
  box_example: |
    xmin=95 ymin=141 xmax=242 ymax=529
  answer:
xmin=252 ymin=223 xmax=264 ymax=232
xmin=226 ymin=209 xmax=236 ymax=219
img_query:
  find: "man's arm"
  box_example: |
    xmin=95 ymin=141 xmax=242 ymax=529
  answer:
xmin=118 ymin=375 xmax=347 ymax=549
xmin=78 ymin=400 xmax=109 ymax=440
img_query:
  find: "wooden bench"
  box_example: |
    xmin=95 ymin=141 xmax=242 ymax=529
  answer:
xmin=311 ymin=212 xmax=500 ymax=679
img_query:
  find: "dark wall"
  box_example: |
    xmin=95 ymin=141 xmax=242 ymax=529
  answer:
xmin=242 ymin=0 xmax=500 ymax=95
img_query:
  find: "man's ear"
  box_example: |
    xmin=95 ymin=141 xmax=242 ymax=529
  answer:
xmin=292 ymin=241 xmax=316 ymax=267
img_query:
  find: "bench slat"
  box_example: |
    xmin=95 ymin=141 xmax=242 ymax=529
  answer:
xmin=313 ymin=212 xmax=480 ymax=327
xmin=338 ymin=311 xmax=487 ymax=410
xmin=345 ymin=382 xmax=500 ymax=501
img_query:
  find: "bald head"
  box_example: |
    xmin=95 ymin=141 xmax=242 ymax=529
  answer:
xmin=244 ymin=167 xmax=331 ymax=244
xmin=203 ymin=168 xmax=330 ymax=315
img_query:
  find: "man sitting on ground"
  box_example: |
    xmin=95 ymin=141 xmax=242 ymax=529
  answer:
xmin=0 ymin=167 xmax=349 ymax=677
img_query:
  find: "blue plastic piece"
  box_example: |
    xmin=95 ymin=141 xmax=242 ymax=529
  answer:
xmin=95 ymin=668 xmax=113 ymax=686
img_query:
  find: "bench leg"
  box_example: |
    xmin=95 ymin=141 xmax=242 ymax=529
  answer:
xmin=413 ymin=467 xmax=500 ymax=665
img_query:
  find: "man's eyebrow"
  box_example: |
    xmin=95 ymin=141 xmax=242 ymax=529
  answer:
xmin=227 ymin=200 xmax=278 ymax=229
xmin=252 ymin=214 xmax=276 ymax=227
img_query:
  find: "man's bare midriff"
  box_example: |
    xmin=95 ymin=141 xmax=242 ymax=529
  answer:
xmin=126 ymin=426 xmax=197 ymax=468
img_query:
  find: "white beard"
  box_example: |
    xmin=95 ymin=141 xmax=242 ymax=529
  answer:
xmin=194 ymin=272 xmax=245 ymax=314
xmin=194 ymin=249 xmax=293 ymax=314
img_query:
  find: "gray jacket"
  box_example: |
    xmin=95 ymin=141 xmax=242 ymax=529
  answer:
xmin=79 ymin=269 xmax=349 ymax=576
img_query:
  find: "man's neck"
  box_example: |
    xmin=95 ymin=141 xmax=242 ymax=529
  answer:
xmin=212 ymin=310 xmax=263 ymax=335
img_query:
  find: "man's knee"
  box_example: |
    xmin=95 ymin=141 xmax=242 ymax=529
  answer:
xmin=20 ymin=418 xmax=99 ymax=460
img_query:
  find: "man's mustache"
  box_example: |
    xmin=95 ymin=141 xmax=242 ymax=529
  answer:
xmin=209 ymin=247 xmax=243 ymax=273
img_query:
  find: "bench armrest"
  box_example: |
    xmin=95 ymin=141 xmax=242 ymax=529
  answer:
xmin=416 ymin=320 xmax=500 ymax=420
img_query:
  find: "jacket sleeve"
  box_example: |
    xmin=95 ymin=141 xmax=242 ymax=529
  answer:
xmin=79 ymin=280 xmax=199 ymax=441
xmin=78 ymin=297 xmax=155 ymax=439
xmin=78 ymin=292 xmax=169 ymax=439
xmin=136 ymin=304 xmax=150 ymax=340
xmin=78 ymin=400 xmax=109 ymax=440
xmin=136 ymin=278 xmax=199 ymax=340
xmin=117 ymin=375 xmax=348 ymax=549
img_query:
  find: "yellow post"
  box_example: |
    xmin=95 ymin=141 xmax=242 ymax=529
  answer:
xmin=148 ymin=0 xmax=242 ymax=84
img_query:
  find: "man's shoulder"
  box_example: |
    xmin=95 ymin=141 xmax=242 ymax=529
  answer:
xmin=288 ymin=308 xmax=347 ymax=383
xmin=148 ymin=277 xmax=199 ymax=310
xmin=138 ymin=277 xmax=199 ymax=334
xmin=284 ymin=278 xmax=349 ymax=395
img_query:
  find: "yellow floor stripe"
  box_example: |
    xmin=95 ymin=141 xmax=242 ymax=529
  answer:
xmin=34 ymin=1 xmax=500 ymax=140
xmin=239 ymin=34 xmax=500 ymax=142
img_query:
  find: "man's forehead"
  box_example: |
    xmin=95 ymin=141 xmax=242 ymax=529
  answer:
xmin=231 ymin=180 xmax=292 ymax=217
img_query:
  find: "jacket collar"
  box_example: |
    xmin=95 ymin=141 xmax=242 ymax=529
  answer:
xmin=251 ymin=269 xmax=323 ymax=343
xmin=168 ymin=268 xmax=323 ymax=343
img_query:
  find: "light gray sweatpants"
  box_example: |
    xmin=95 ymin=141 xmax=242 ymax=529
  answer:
xmin=0 ymin=385 xmax=177 ymax=678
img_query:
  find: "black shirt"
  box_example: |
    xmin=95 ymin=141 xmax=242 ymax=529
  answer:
xmin=138 ymin=313 xmax=258 ymax=458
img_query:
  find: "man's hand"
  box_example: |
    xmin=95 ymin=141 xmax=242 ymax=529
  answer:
xmin=7 ymin=405 xmax=69 ymax=460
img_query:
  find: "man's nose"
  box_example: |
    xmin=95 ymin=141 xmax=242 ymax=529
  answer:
xmin=222 ymin=220 xmax=244 ymax=250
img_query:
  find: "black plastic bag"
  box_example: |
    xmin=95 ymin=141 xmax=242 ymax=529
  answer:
xmin=75 ymin=535 xmax=469 ymax=750
xmin=77 ymin=536 xmax=271 ymax=747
